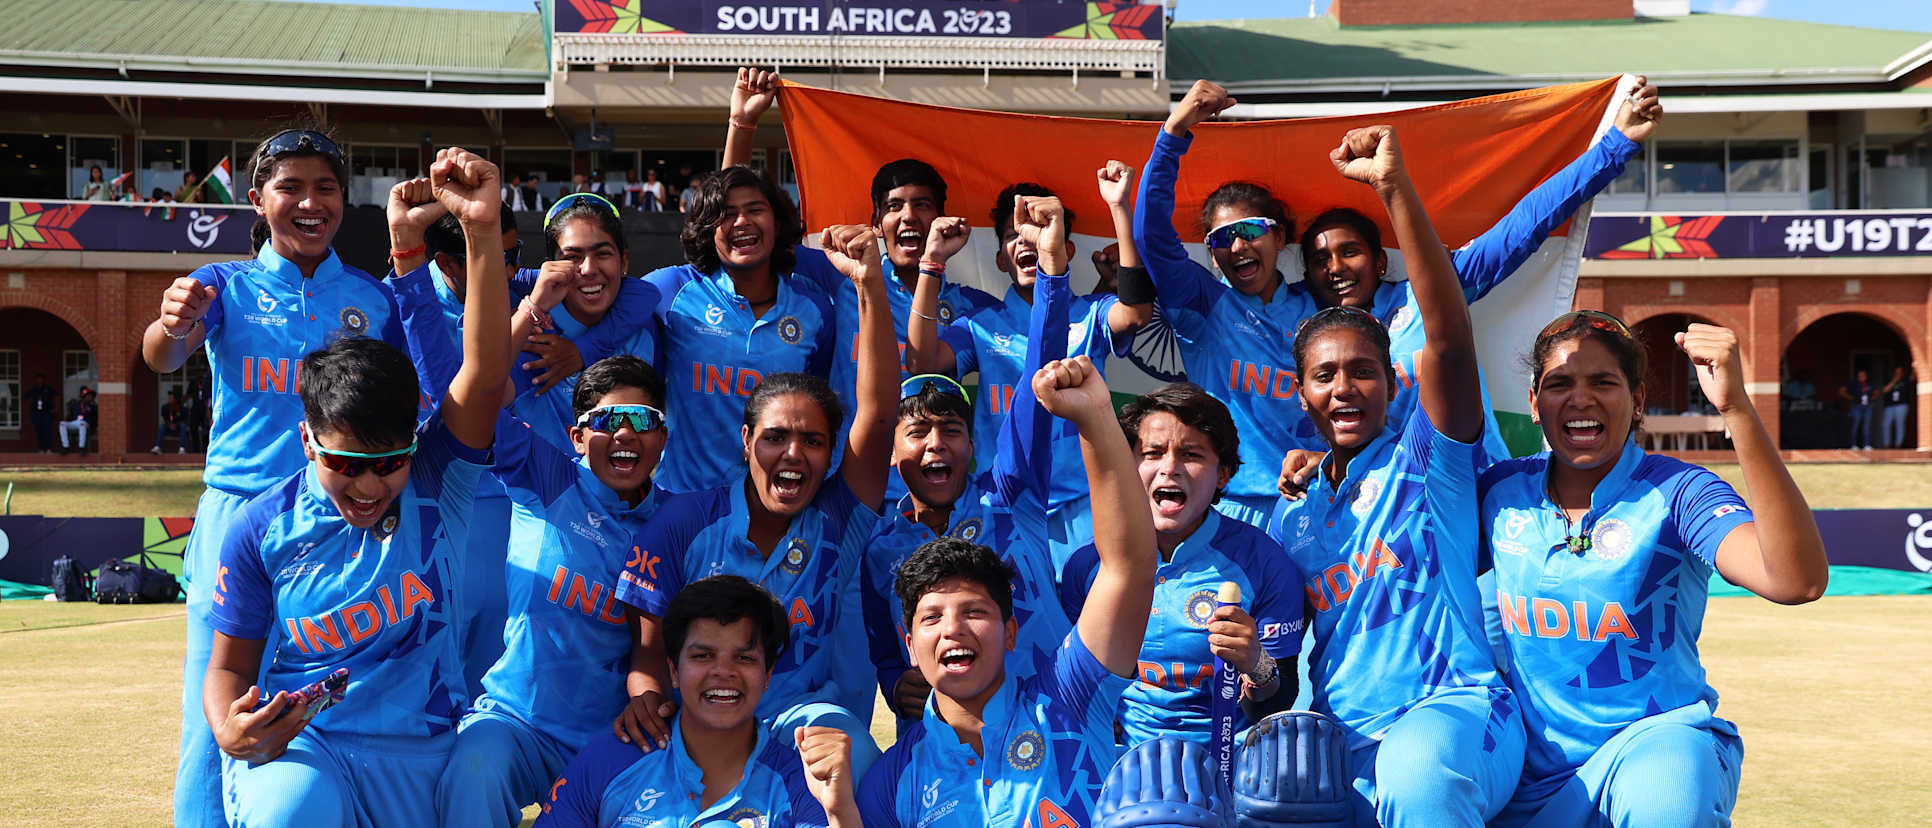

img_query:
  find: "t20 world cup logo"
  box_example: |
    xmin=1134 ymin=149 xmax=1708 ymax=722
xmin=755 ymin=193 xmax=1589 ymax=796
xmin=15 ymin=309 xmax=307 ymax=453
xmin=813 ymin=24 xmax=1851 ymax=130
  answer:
xmin=1905 ymin=513 xmax=1932 ymax=573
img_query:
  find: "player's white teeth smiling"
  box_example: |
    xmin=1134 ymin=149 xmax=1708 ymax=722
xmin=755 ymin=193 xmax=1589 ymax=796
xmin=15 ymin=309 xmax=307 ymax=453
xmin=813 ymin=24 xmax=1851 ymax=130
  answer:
xmin=772 ymin=469 xmax=806 ymax=498
xmin=1331 ymin=277 xmax=1359 ymax=294
xmin=609 ymin=449 xmax=640 ymax=473
xmin=896 ymin=229 xmax=924 ymax=248
xmin=939 ymin=647 xmax=976 ymax=671
xmin=1231 ymin=255 xmax=1260 ymax=278
xmin=920 ymin=460 xmax=952 ymax=484
xmin=729 ymin=229 xmax=761 ymax=251
xmin=1015 ymin=249 xmax=1038 ymax=272
xmin=1331 ymin=406 xmax=1365 ymax=429
xmin=293 ymin=217 xmax=326 ymax=238
xmin=577 ymin=283 xmax=604 ymax=297
xmin=700 ymin=688 xmax=743 ymax=704
xmin=1563 ymin=418 xmax=1606 ymax=447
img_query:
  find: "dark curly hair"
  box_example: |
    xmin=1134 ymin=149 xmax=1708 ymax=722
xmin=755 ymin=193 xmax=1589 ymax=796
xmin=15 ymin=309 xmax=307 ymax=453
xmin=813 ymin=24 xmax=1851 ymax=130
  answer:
xmin=1118 ymin=382 xmax=1242 ymax=503
xmin=662 ymin=574 xmax=790 ymax=669
xmin=895 ymin=537 xmax=1016 ymax=630
xmin=680 ymin=165 xmax=804 ymax=276
xmin=572 ymin=356 xmax=667 ymax=420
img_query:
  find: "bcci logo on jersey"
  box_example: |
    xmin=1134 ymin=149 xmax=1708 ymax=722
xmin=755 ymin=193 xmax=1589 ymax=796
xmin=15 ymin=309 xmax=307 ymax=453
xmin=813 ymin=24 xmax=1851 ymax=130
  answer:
xmin=1006 ymin=728 xmax=1045 ymax=771
xmin=936 ymin=300 xmax=955 ymax=325
xmin=1352 ymin=478 xmax=1383 ymax=517
xmin=340 ymin=307 xmax=369 ymax=335
xmin=1591 ymin=518 xmax=1633 ymax=561
xmin=1184 ymin=589 xmax=1218 ymax=628
xmin=777 ymin=315 xmax=804 ymax=345
xmin=779 ymin=538 xmax=810 ymax=575
xmin=724 ymin=807 xmax=765 ymax=827
xmin=951 ymin=518 xmax=983 ymax=543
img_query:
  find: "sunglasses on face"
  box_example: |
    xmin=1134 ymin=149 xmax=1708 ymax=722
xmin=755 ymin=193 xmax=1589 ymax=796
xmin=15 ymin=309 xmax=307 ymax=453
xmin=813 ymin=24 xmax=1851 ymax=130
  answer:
xmin=254 ymin=130 xmax=344 ymax=181
xmin=575 ymin=404 xmax=666 ymax=434
xmin=1538 ymin=309 xmax=1633 ymax=342
xmin=307 ymin=431 xmax=417 ymax=477
xmin=1293 ymin=304 xmax=1379 ymax=341
xmin=1206 ymin=216 xmax=1279 ymax=249
xmin=901 ymin=374 xmax=971 ymax=404
xmin=545 ymin=192 xmax=620 ymax=228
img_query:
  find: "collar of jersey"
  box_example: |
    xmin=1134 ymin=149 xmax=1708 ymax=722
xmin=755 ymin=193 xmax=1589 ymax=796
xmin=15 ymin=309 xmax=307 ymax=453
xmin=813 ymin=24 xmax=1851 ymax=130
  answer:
xmin=578 ymin=459 xmax=658 ymax=520
xmin=922 ymin=657 xmax=1021 ymax=757
xmin=1538 ymin=434 xmax=1644 ymax=522
xmin=891 ymin=479 xmax=987 ymax=537
xmin=704 ymin=265 xmax=793 ymax=312
xmin=666 ymin=714 xmax=773 ymax=804
xmin=427 ymin=260 xmax=461 ymax=312
xmin=257 ymin=240 xmax=342 ymax=283
xmin=1160 ymin=508 xmax=1224 ymax=570
xmin=1309 ymin=415 xmax=1403 ymax=506
xmin=726 ymin=475 xmax=828 ymax=567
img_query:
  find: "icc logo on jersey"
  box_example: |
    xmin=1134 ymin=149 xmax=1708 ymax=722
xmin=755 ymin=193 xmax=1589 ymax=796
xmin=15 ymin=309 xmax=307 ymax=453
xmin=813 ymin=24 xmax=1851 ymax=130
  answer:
xmin=1904 ymin=513 xmax=1932 ymax=573
xmin=257 ymin=289 xmax=278 ymax=314
xmin=1007 ymin=728 xmax=1045 ymax=771
xmin=705 ymin=304 xmax=727 ymax=325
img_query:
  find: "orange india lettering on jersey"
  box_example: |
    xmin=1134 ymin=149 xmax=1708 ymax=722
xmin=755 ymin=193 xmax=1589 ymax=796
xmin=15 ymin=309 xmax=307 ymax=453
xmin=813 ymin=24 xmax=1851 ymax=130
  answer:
xmin=280 ymin=570 xmax=434 ymax=654
xmin=1496 ymin=591 xmax=1639 ymax=642
xmin=692 ymin=362 xmax=763 ymax=397
xmin=1303 ymin=539 xmax=1403 ymax=613
xmin=545 ymin=565 xmax=628 ymax=625
xmin=1227 ymin=360 xmax=1297 ymax=400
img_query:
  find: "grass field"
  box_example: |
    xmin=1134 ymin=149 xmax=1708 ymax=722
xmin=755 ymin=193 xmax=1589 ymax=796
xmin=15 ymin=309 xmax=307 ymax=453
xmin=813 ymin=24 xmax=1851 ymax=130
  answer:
xmin=1 ymin=597 xmax=1926 ymax=826
xmin=0 ymin=463 xmax=1925 ymax=518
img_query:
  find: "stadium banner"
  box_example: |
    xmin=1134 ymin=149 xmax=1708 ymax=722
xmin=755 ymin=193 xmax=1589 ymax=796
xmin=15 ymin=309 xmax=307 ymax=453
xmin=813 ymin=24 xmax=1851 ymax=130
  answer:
xmin=2 ymin=200 xmax=254 ymax=255
xmin=779 ymin=76 xmax=1630 ymax=455
xmin=0 ymin=516 xmax=193 ymax=587
xmin=554 ymin=0 xmax=1162 ymax=39
xmin=1586 ymin=210 xmax=1932 ymax=259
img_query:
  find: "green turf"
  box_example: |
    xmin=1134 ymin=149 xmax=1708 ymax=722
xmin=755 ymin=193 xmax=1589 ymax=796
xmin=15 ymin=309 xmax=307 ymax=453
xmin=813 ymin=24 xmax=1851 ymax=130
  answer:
xmin=0 ymin=469 xmax=205 ymax=517
xmin=2 ymin=597 xmax=1927 ymax=825
xmin=1704 ymin=462 xmax=1932 ymax=510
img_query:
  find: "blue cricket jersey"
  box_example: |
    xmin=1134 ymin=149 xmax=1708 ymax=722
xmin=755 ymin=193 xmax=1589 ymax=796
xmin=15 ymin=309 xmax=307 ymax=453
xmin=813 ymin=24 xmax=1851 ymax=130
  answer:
xmin=206 ymin=412 xmax=485 ymax=739
xmin=477 ymin=416 xmax=666 ymax=751
xmin=535 ymin=723 xmax=828 ymax=828
xmin=1060 ymin=509 xmax=1304 ymax=747
xmin=642 ymin=263 xmax=836 ymax=493
xmin=939 ymin=289 xmax=1129 ymax=512
xmin=1133 ymin=129 xmax=1320 ymax=506
xmin=615 ymin=476 xmax=878 ymax=720
xmin=506 ymin=276 xmax=663 ymax=455
xmin=1282 ymin=127 xmax=1643 ymax=463
xmin=193 ymin=244 xmax=407 ymax=496
xmin=1478 ymin=438 xmax=1752 ymax=797
xmin=857 ymin=628 xmax=1130 ymax=828
xmin=1265 ymin=406 xmax=1505 ymax=750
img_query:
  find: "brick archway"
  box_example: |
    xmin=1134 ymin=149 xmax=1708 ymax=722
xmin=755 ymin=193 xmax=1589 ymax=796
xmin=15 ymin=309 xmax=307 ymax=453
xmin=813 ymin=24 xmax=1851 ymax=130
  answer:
xmin=1783 ymin=307 xmax=1930 ymax=377
xmin=0 ymin=298 xmax=108 ymax=455
xmin=0 ymin=293 xmax=103 ymax=357
xmin=1780 ymin=310 xmax=1922 ymax=450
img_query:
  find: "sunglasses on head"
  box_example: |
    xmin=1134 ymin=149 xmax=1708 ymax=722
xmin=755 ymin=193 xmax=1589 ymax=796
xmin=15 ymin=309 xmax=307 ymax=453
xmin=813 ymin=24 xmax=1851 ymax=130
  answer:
xmin=1538 ymin=309 xmax=1632 ymax=342
xmin=901 ymin=374 xmax=971 ymax=404
xmin=254 ymin=130 xmax=343 ymax=181
xmin=307 ymin=431 xmax=417 ymax=477
xmin=546 ymin=192 xmax=620 ymax=228
xmin=1206 ymin=216 xmax=1279 ymax=249
xmin=1294 ymin=304 xmax=1378 ymax=341
xmin=576 ymin=404 xmax=666 ymax=434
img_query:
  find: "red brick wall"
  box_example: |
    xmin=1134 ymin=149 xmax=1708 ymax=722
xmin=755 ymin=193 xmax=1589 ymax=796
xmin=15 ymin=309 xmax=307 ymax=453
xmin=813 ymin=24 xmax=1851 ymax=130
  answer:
xmin=1330 ymin=0 xmax=1633 ymax=26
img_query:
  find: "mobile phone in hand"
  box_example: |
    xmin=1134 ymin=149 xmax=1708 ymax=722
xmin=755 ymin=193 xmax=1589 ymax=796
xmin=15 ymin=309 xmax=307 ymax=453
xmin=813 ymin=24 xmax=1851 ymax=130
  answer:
xmin=262 ymin=668 xmax=350 ymax=723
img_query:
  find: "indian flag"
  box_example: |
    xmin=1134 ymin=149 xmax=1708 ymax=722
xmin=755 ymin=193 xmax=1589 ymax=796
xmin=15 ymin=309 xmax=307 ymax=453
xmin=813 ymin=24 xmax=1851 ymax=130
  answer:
xmin=780 ymin=76 xmax=1633 ymax=457
xmin=202 ymin=156 xmax=235 ymax=204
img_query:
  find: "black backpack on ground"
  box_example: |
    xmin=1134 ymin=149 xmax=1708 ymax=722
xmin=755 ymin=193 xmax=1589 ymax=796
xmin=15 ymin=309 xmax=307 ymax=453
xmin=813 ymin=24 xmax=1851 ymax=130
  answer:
xmin=51 ymin=555 xmax=92 ymax=602
xmin=94 ymin=553 xmax=182 ymax=604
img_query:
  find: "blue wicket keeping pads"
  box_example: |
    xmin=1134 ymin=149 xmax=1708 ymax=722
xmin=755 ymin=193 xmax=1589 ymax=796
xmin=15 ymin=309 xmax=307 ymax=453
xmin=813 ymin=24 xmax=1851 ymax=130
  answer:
xmin=1233 ymin=711 xmax=1354 ymax=828
xmin=1097 ymin=736 xmax=1233 ymax=828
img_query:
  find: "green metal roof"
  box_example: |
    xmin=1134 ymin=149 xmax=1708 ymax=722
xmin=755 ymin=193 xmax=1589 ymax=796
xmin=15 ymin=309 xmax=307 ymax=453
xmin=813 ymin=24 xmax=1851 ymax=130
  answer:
xmin=0 ymin=0 xmax=545 ymax=77
xmin=1168 ymin=13 xmax=1932 ymax=85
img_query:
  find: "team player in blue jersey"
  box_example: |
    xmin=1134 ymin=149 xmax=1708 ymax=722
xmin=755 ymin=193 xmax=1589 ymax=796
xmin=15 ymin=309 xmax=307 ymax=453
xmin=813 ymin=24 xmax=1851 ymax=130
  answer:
xmin=143 ymin=127 xmax=410 ymax=828
xmin=201 ymin=147 xmax=512 ymax=827
xmin=862 ymin=198 xmax=1088 ymax=725
xmin=536 ymin=575 xmax=863 ymax=828
xmin=612 ymin=223 xmax=895 ymax=761
xmin=1480 ymin=312 xmax=1825 ymax=827
xmin=1060 ymin=382 xmax=1304 ymax=748
xmin=1263 ymin=124 xmax=1523 ymax=826
xmin=642 ymin=166 xmax=838 ymax=494
xmin=906 ymin=172 xmax=1152 ymax=563
xmin=858 ymin=194 xmax=1160 ymax=828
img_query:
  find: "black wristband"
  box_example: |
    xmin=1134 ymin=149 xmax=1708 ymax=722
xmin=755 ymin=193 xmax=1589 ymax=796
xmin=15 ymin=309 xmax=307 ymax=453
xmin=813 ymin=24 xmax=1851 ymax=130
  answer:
xmin=1115 ymin=264 xmax=1156 ymax=305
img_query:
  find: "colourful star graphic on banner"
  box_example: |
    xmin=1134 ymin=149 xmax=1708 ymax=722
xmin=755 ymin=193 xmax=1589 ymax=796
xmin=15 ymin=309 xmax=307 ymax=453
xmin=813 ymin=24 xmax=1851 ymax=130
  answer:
xmin=3 ymin=201 xmax=86 ymax=250
xmin=1599 ymin=214 xmax=1723 ymax=259
xmin=1053 ymin=2 xmax=1160 ymax=40
xmin=566 ymin=0 xmax=680 ymax=34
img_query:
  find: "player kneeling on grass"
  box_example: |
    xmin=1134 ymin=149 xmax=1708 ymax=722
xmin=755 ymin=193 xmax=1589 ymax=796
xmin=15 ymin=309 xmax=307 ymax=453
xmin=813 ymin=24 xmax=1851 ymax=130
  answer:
xmin=858 ymin=352 xmax=1158 ymax=827
xmin=536 ymin=574 xmax=863 ymax=828
xmin=1479 ymin=313 xmax=1826 ymax=827
xmin=201 ymin=148 xmax=509 ymax=827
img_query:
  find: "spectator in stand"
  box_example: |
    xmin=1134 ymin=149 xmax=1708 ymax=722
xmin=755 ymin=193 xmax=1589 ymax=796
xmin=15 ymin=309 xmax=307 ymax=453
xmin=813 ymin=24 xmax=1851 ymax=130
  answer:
xmin=176 ymin=171 xmax=204 ymax=204
xmin=26 ymin=374 xmax=58 ymax=453
xmin=186 ymin=373 xmax=211 ymax=452
xmin=1880 ymin=365 xmax=1913 ymax=449
xmin=569 ymin=172 xmax=590 ymax=196
xmin=81 ymin=166 xmax=111 ymax=201
xmin=118 ymin=179 xmax=139 ymax=202
xmin=678 ymin=179 xmax=699 ymax=214
xmin=639 ymin=168 xmax=667 ymax=212
xmin=152 ymin=389 xmax=190 ymax=454
xmin=588 ymin=168 xmax=613 ymax=199
xmin=1841 ymin=369 xmax=1875 ymax=450
xmin=519 ymin=174 xmax=545 ymax=213
xmin=58 ymin=386 xmax=96 ymax=455
xmin=504 ymin=174 xmax=527 ymax=211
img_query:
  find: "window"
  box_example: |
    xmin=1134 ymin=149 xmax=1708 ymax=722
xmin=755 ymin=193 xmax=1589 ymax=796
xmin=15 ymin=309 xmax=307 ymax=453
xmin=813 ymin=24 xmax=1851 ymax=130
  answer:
xmin=62 ymin=350 xmax=96 ymax=411
xmin=157 ymin=351 xmax=210 ymax=412
xmin=349 ymin=144 xmax=413 ymax=178
xmin=0 ymin=133 xmax=67 ymax=199
xmin=140 ymin=138 xmax=188 ymax=201
xmin=1654 ymin=142 xmax=1725 ymax=194
xmin=68 ymin=136 xmax=120 ymax=200
xmin=1607 ymin=146 xmax=1646 ymax=195
xmin=1727 ymin=140 xmax=1800 ymax=193
xmin=0 ymin=349 xmax=19 ymax=430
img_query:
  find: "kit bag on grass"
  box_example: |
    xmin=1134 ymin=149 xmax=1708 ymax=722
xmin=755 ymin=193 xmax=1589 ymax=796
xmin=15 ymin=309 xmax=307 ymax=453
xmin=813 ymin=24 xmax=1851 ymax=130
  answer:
xmin=51 ymin=555 xmax=92 ymax=602
xmin=94 ymin=553 xmax=181 ymax=604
